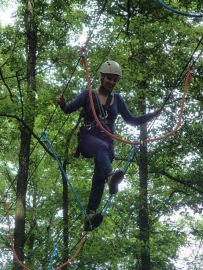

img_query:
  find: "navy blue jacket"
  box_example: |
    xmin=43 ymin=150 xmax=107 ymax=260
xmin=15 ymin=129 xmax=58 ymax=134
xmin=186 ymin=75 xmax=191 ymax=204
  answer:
xmin=62 ymin=89 xmax=154 ymax=136
xmin=61 ymin=89 xmax=154 ymax=148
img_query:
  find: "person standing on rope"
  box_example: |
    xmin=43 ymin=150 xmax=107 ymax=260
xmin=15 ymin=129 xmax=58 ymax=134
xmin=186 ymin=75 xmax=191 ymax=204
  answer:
xmin=57 ymin=61 xmax=161 ymax=228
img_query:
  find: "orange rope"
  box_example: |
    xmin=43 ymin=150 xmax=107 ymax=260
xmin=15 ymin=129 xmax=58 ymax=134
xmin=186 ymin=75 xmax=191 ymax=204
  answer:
xmin=3 ymin=196 xmax=32 ymax=270
xmin=55 ymin=231 xmax=87 ymax=270
xmin=81 ymin=48 xmax=192 ymax=145
xmin=143 ymin=67 xmax=192 ymax=143
xmin=3 ymin=194 xmax=86 ymax=270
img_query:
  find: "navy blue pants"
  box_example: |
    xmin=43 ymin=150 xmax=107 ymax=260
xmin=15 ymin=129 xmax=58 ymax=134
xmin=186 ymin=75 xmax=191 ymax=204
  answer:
xmin=80 ymin=134 xmax=114 ymax=211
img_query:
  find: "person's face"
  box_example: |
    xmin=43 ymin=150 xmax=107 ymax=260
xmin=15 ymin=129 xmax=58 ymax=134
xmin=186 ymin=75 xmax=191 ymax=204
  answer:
xmin=101 ymin=74 xmax=120 ymax=92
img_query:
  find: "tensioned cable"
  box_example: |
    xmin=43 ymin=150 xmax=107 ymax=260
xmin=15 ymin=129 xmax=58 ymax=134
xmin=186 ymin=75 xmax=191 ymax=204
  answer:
xmin=84 ymin=0 xmax=108 ymax=49
xmin=162 ymin=36 xmax=203 ymax=107
xmin=91 ymin=18 xmax=131 ymax=82
xmin=44 ymin=59 xmax=81 ymax=131
xmin=146 ymin=36 xmax=203 ymax=133
xmin=157 ymin=0 xmax=203 ymax=18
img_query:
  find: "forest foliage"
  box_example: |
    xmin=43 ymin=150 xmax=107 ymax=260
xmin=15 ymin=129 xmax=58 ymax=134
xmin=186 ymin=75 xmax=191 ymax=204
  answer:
xmin=0 ymin=0 xmax=202 ymax=269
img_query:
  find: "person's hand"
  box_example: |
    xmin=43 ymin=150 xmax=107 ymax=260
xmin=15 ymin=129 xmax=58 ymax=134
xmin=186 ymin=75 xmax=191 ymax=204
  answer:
xmin=152 ymin=108 xmax=162 ymax=117
xmin=57 ymin=94 xmax=66 ymax=107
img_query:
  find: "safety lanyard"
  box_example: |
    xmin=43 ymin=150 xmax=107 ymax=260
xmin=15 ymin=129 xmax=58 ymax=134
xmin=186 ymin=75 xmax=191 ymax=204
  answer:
xmin=93 ymin=90 xmax=113 ymax=120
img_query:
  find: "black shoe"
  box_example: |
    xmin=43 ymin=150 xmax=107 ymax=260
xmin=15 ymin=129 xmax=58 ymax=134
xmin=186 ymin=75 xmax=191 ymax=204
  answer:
xmin=106 ymin=170 xmax=124 ymax=194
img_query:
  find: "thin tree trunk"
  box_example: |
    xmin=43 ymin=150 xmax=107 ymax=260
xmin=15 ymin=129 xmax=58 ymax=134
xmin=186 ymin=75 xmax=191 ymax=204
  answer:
xmin=13 ymin=128 xmax=32 ymax=269
xmin=62 ymin=161 xmax=69 ymax=270
xmin=61 ymin=115 xmax=82 ymax=269
xmin=138 ymin=83 xmax=151 ymax=270
xmin=13 ymin=0 xmax=36 ymax=269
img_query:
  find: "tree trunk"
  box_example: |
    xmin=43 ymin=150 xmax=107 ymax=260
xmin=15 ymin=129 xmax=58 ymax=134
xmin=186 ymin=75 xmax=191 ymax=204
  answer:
xmin=61 ymin=115 xmax=82 ymax=269
xmin=138 ymin=84 xmax=151 ymax=270
xmin=13 ymin=0 xmax=37 ymax=269
xmin=13 ymin=128 xmax=32 ymax=269
xmin=62 ymin=161 xmax=69 ymax=270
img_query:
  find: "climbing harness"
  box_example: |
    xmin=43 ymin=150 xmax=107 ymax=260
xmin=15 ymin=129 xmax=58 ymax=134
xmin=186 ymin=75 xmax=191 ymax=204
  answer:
xmin=94 ymin=90 xmax=113 ymax=120
xmin=157 ymin=0 xmax=203 ymax=18
xmin=80 ymin=47 xmax=193 ymax=146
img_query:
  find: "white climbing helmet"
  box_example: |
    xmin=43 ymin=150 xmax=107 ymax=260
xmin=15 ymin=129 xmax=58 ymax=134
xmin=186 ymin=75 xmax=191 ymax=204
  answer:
xmin=100 ymin=61 xmax=122 ymax=77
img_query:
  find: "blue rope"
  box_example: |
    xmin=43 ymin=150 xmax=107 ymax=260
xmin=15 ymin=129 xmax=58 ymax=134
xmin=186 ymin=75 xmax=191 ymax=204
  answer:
xmin=102 ymin=145 xmax=139 ymax=217
xmin=102 ymin=195 xmax=113 ymax=217
xmin=157 ymin=0 xmax=203 ymax=18
xmin=41 ymin=132 xmax=92 ymax=226
xmin=48 ymin=243 xmax=57 ymax=270
xmin=122 ymin=146 xmax=139 ymax=174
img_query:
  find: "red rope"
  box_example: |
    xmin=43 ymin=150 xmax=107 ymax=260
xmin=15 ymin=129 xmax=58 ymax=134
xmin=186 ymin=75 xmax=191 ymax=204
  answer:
xmin=2 ymin=193 xmax=86 ymax=269
xmin=80 ymin=48 xmax=192 ymax=145
xmin=3 ymin=195 xmax=32 ymax=270
xmin=55 ymin=231 xmax=86 ymax=269
xmin=144 ymin=67 xmax=192 ymax=143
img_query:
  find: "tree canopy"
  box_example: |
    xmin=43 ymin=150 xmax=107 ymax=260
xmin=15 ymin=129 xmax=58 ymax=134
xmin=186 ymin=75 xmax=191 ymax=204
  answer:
xmin=0 ymin=0 xmax=202 ymax=269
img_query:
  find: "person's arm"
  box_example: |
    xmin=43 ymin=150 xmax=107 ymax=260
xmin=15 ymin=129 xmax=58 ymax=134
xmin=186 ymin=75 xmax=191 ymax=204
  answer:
xmin=56 ymin=90 xmax=88 ymax=114
xmin=117 ymin=94 xmax=161 ymax=126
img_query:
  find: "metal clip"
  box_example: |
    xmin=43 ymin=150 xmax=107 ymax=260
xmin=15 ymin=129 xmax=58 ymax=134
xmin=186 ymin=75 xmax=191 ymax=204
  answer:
xmin=80 ymin=47 xmax=86 ymax=64
xmin=99 ymin=111 xmax=108 ymax=120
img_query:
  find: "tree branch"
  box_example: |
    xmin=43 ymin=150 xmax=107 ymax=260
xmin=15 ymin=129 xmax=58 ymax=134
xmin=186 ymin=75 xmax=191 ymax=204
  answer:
xmin=3 ymin=165 xmax=17 ymax=193
xmin=0 ymin=113 xmax=54 ymax=159
xmin=0 ymin=69 xmax=14 ymax=102
xmin=0 ymin=34 xmax=17 ymax=69
xmin=16 ymin=71 xmax=24 ymax=118
xmin=153 ymin=169 xmax=202 ymax=194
